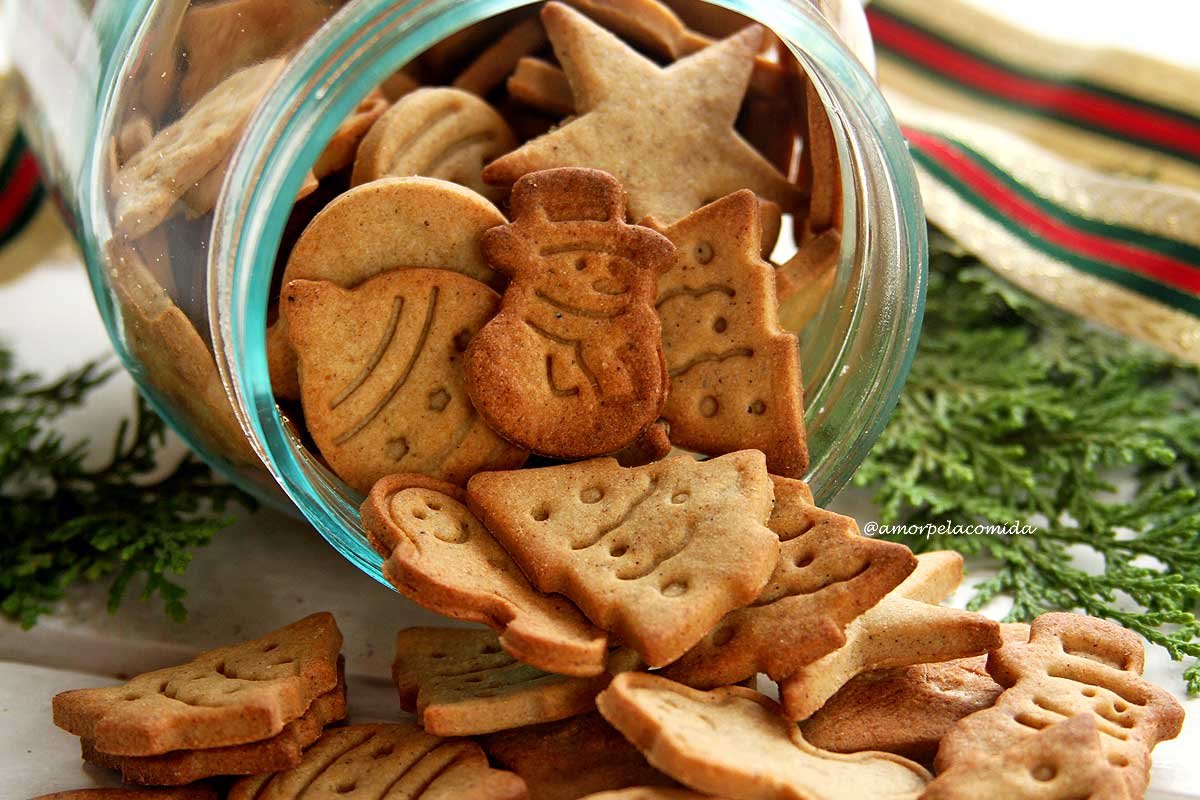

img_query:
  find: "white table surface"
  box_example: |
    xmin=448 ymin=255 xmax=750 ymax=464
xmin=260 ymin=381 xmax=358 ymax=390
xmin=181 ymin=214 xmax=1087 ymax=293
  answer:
xmin=2 ymin=2 xmax=1199 ymax=797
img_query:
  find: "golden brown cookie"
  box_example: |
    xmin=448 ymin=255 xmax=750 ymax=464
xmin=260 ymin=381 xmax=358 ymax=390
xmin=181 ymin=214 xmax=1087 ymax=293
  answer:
xmin=467 ymin=450 xmax=778 ymax=668
xmin=80 ymin=661 xmax=347 ymax=785
xmin=924 ymin=714 xmax=1131 ymax=800
xmin=500 ymin=3 xmax=787 ymax=110
xmin=778 ymin=551 xmax=1002 ymax=721
xmin=482 ymin=712 xmax=679 ymax=800
xmin=646 ymin=190 xmax=808 ymax=478
xmin=279 ymin=175 xmax=505 ymax=289
xmin=795 ymin=75 xmax=842 ymax=245
xmin=507 ymin=57 xmax=576 ymax=117
xmin=482 ymin=3 xmax=801 ymax=224
xmin=775 ymin=228 xmax=840 ymax=333
xmin=351 ymin=88 xmax=515 ymax=202
xmin=566 ymin=0 xmax=714 ymax=59
xmin=53 ymin=613 xmax=342 ymax=756
xmin=662 ymin=475 xmax=916 ymax=687
xmin=312 ymin=87 xmax=391 ymax=179
xmin=596 ymin=673 xmax=931 ymax=800
xmin=227 ymin=723 xmax=527 ymax=800
xmin=116 ymin=113 xmax=155 ymax=166
xmin=393 ymin=627 xmax=636 ymax=736
xmin=454 ymin=17 xmax=549 ymax=97
xmin=934 ymin=613 xmax=1185 ymax=798
xmin=107 ymin=240 xmax=257 ymax=466
xmin=112 ymin=58 xmax=285 ymax=237
xmin=282 ymin=268 xmax=525 ymax=492
xmin=801 ymin=623 xmax=1031 ymax=765
xmin=362 ymin=474 xmax=608 ymax=677
xmin=32 ymin=789 xmax=218 ymax=800
xmin=269 ymin=176 xmax=506 ymax=399
xmin=176 ymin=0 xmax=334 ymax=108
xmin=466 ymin=168 xmax=674 ymax=458
xmin=614 ymin=421 xmax=673 ymax=468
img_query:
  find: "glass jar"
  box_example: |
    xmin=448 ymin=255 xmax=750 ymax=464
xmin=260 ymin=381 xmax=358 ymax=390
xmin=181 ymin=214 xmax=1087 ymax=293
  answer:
xmin=8 ymin=0 xmax=926 ymax=587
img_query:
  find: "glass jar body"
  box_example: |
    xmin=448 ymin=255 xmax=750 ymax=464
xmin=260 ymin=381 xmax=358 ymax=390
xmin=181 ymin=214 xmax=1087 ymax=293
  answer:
xmin=9 ymin=0 xmax=926 ymax=585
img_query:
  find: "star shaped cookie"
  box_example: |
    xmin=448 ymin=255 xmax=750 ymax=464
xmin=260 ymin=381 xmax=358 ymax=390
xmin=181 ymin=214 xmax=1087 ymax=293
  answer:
xmin=482 ymin=2 xmax=801 ymax=223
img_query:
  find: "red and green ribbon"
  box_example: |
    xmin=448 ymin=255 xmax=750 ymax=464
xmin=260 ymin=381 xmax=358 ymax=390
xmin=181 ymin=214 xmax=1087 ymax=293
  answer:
xmin=868 ymin=3 xmax=1200 ymax=320
xmin=0 ymin=132 xmax=43 ymax=249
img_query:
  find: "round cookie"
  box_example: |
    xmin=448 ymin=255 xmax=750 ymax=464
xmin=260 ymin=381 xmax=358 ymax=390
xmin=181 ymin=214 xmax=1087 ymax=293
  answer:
xmin=282 ymin=268 xmax=526 ymax=493
xmin=269 ymin=177 xmax=506 ymax=399
xmin=351 ymin=87 xmax=516 ymax=202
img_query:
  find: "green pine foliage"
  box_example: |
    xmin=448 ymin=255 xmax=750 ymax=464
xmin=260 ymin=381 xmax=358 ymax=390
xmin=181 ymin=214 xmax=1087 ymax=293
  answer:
xmin=858 ymin=231 xmax=1200 ymax=692
xmin=0 ymin=347 xmax=254 ymax=627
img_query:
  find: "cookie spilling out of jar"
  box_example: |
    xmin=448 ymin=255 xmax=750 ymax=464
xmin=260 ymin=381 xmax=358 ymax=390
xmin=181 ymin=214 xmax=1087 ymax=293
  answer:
xmin=104 ymin=0 xmax=840 ymax=484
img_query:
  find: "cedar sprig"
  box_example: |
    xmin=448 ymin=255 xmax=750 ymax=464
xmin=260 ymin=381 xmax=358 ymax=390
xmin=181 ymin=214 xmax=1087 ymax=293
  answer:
xmin=858 ymin=231 xmax=1200 ymax=691
xmin=0 ymin=346 xmax=254 ymax=627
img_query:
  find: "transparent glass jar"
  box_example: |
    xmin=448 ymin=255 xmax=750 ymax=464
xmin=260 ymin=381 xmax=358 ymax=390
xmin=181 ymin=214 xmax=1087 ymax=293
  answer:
xmin=8 ymin=0 xmax=926 ymax=587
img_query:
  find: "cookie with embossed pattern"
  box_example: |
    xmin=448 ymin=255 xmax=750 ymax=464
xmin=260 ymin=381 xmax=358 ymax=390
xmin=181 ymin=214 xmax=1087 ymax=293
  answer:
xmin=467 ymin=450 xmax=778 ymax=667
xmin=924 ymin=713 xmax=1132 ymax=800
xmin=393 ymin=627 xmax=637 ymax=736
xmin=283 ymin=268 xmax=526 ymax=493
xmin=662 ymin=475 xmax=916 ymax=687
xmin=80 ymin=660 xmax=347 ymax=785
xmin=934 ymin=612 xmax=1184 ymax=798
xmin=227 ymin=723 xmax=527 ymax=800
xmin=466 ymin=167 xmax=674 ymax=458
xmin=362 ymin=474 xmax=607 ymax=677
xmin=351 ymin=88 xmax=515 ymax=202
xmin=53 ymin=613 xmax=342 ymax=756
xmin=269 ymin=176 xmax=506 ymax=400
xmin=646 ymin=190 xmax=808 ymax=478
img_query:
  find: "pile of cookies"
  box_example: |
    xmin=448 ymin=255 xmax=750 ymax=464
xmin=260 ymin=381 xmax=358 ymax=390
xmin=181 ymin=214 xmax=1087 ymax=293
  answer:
xmin=260 ymin=0 xmax=835 ymax=494
xmin=105 ymin=0 xmax=838 ymax=477
xmin=43 ymin=464 xmax=1186 ymax=798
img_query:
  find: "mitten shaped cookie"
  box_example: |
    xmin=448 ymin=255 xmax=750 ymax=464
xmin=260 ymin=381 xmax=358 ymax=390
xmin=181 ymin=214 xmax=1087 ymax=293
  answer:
xmin=466 ymin=168 xmax=675 ymax=458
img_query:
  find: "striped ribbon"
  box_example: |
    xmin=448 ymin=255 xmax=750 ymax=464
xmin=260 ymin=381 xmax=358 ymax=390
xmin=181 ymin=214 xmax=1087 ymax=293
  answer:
xmin=0 ymin=132 xmax=44 ymax=249
xmin=869 ymin=0 xmax=1200 ymax=363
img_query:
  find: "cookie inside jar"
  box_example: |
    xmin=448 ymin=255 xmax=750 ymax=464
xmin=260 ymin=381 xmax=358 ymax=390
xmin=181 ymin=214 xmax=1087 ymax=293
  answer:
xmin=259 ymin=0 xmax=843 ymax=497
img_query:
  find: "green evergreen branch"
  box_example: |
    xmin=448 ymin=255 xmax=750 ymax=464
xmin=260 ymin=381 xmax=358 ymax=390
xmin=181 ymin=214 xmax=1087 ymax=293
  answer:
xmin=0 ymin=346 xmax=255 ymax=627
xmin=858 ymin=231 xmax=1200 ymax=692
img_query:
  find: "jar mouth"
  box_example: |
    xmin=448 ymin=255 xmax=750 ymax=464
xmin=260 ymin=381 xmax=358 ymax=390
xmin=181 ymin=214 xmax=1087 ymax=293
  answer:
xmin=211 ymin=0 xmax=926 ymax=585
